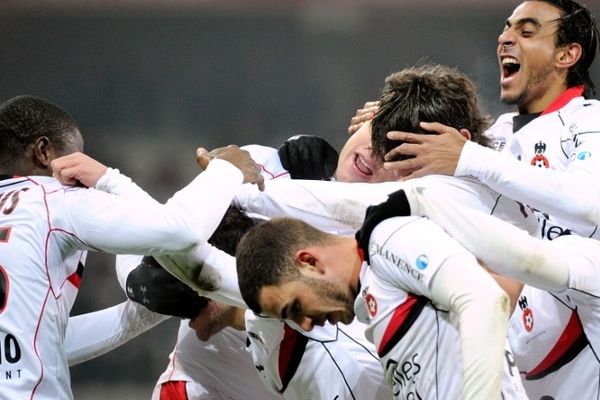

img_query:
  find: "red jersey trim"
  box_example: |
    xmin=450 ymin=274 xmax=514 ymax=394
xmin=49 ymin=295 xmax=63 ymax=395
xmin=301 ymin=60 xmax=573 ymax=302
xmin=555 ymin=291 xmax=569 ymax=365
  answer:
xmin=377 ymin=294 xmax=428 ymax=358
xmin=526 ymin=310 xmax=589 ymax=380
xmin=159 ymin=380 xmax=189 ymax=400
xmin=540 ymin=85 xmax=584 ymax=116
xmin=0 ymin=265 xmax=9 ymax=314
xmin=278 ymin=324 xmax=309 ymax=393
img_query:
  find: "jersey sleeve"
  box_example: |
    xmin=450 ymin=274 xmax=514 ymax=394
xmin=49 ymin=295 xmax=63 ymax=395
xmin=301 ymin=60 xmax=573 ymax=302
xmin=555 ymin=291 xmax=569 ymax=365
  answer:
xmin=95 ymin=167 xmax=159 ymax=205
xmin=405 ymin=182 xmax=570 ymax=292
xmin=154 ymin=242 xmax=245 ymax=308
xmin=59 ymin=159 xmax=243 ymax=255
xmin=65 ymin=300 xmax=169 ymax=366
xmin=455 ymin=129 xmax=600 ymax=231
xmin=367 ymin=217 xmax=469 ymax=297
xmin=557 ymin=235 xmax=600 ymax=297
xmin=234 ymin=179 xmax=401 ymax=234
xmin=369 ymin=216 xmax=510 ymax=400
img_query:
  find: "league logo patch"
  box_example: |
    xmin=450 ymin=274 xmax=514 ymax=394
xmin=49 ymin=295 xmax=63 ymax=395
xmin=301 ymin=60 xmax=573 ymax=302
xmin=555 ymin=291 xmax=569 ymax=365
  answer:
xmin=415 ymin=255 xmax=429 ymax=270
xmin=518 ymin=295 xmax=534 ymax=332
xmin=365 ymin=293 xmax=378 ymax=317
xmin=531 ymin=141 xmax=550 ymax=168
xmin=577 ymin=151 xmax=592 ymax=160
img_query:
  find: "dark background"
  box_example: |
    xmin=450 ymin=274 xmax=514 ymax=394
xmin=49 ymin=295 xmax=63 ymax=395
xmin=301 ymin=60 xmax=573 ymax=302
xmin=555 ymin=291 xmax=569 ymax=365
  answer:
xmin=1 ymin=1 xmax=598 ymax=398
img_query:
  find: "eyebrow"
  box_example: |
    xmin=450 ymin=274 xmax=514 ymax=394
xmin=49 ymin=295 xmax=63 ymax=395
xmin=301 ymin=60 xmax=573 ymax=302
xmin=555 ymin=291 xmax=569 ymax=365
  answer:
xmin=505 ymin=17 xmax=543 ymax=29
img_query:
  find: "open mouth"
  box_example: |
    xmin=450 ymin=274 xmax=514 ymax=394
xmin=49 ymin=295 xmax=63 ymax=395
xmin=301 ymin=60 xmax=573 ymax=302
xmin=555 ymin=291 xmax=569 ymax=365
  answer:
xmin=502 ymin=56 xmax=521 ymax=79
xmin=353 ymin=153 xmax=373 ymax=176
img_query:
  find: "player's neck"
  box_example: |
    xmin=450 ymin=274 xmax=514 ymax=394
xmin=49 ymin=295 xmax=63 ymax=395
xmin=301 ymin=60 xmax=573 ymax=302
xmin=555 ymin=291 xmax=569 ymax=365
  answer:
xmin=347 ymin=238 xmax=363 ymax=297
xmin=519 ymin=81 xmax=569 ymax=114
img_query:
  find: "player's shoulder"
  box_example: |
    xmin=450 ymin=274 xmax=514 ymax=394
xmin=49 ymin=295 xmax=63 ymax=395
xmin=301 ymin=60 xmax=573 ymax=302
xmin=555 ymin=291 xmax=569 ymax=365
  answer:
xmin=560 ymin=97 xmax=600 ymax=120
xmin=241 ymin=144 xmax=289 ymax=180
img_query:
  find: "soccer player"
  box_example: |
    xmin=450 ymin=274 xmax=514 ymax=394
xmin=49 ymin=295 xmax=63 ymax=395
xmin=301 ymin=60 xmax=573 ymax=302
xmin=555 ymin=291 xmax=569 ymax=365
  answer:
xmin=402 ymin=182 xmax=600 ymax=399
xmin=234 ymin=204 xmax=511 ymax=399
xmin=0 ymin=94 xmax=262 ymax=399
xmin=379 ymin=0 xmax=600 ymax=240
xmin=66 ymin=139 xmax=389 ymax=399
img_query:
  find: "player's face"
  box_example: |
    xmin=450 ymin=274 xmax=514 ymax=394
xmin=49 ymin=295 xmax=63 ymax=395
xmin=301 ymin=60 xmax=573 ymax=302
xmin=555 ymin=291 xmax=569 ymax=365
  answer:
xmin=259 ymin=277 xmax=355 ymax=331
xmin=497 ymin=1 xmax=564 ymax=113
xmin=335 ymin=122 xmax=398 ymax=183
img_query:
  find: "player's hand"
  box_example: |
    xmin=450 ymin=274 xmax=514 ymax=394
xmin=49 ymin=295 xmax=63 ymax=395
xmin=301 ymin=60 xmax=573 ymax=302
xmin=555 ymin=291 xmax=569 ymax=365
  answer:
xmin=278 ymin=135 xmax=338 ymax=180
xmin=348 ymin=101 xmax=379 ymax=135
xmin=51 ymin=152 xmax=108 ymax=187
xmin=196 ymin=145 xmax=265 ymax=191
xmin=383 ymin=122 xmax=468 ymax=180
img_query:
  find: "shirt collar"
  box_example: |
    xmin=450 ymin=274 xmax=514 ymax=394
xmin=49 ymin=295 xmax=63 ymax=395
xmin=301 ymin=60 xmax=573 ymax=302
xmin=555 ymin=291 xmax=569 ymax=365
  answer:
xmin=512 ymin=85 xmax=584 ymax=133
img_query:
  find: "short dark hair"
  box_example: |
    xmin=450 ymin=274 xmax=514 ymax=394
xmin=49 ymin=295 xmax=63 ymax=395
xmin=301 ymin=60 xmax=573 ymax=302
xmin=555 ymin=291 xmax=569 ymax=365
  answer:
xmin=0 ymin=95 xmax=80 ymax=168
xmin=235 ymin=217 xmax=334 ymax=314
xmin=534 ymin=0 xmax=599 ymax=97
xmin=208 ymin=205 xmax=260 ymax=255
xmin=370 ymin=64 xmax=491 ymax=162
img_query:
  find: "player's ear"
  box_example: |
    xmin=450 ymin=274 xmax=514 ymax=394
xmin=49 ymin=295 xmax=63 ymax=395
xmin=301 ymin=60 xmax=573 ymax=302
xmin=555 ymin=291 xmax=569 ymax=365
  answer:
xmin=295 ymin=250 xmax=320 ymax=273
xmin=556 ymin=43 xmax=582 ymax=70
xmin=459 ymin=128 xmax=471 ymax=141
xmin=32 ymin=136 xmax=53 ymax=169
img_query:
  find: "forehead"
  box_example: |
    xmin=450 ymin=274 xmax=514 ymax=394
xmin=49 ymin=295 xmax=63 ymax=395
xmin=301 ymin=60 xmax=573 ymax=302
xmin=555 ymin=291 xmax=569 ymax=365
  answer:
xmin=508 ymin=1 xmax=562 ymax=25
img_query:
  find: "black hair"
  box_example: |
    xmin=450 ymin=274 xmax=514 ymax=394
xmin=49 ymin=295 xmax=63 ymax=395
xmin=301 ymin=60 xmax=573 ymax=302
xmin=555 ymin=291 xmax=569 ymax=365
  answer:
xmin=0 ymin=95 xmax=80 ymax=168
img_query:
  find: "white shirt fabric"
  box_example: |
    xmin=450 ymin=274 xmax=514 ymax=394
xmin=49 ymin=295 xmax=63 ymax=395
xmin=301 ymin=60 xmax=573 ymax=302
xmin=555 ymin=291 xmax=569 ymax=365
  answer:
xmin=0 ymin=159 xmax=243 ymax=400
xmin=457 ymin=96 xmax=600 ymax=239
xmin=151 ymin=324 xmax=280 ymax=400
xmin=509 ymin=235 xmax=600 ymax=399
xmin=356 ymin=216 xmax=524 ymax=399
xmin=404 ymin=181 xmax=600 ymax=399
xmin=234 ymin=174 xmax=537 ymax=236
xmin=245 ymin=313 xmax=391 ymax=400
xmin=148 ymin=145 xmax=390 ymax=400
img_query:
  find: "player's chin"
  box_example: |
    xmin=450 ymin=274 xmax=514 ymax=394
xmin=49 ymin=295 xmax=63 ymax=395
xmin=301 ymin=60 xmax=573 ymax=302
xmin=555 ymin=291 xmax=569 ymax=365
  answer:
xmin=339 ymin=309 xmax=355 ymax=325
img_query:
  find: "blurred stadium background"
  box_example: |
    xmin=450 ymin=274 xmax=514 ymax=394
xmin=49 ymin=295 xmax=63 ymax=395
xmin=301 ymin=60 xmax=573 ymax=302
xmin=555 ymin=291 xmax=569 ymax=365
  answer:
xmin=1 ymin=0 xmax=599 ymax=398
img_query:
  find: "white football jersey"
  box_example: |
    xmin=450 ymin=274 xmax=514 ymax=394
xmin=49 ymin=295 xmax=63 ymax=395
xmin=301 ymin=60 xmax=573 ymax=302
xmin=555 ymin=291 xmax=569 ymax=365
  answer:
xmin=0 ymin=160 xmax=244 ymax=399
xmin=151 ymin=145 xmax=390 ymax=399
xmin=356 ymin=216 xmax=525 ymax=399
xmin=462 ymin=92 xmax=600 ymax=240
xmin=509 ymin=235 xmax=600 ymax=399
xmin=246 ymin=313 xmax=391 ymax=400
xmin=152 ymin=324 xmax=280 ymax=400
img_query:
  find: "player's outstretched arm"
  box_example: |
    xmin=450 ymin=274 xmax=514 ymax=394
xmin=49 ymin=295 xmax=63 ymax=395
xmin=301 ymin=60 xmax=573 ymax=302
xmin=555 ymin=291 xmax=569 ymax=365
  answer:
xmin=386 ymin=120 xmax=600 ymax=231
xmin=65 ymin=300 xmax=168 ymax=366
xmin=405 ymin=183 xmax=570 ymax=291
xmin=430 ymin=255 xmax=510 ymax=400
xmin=60 ymin=146 xmax=254 ymax=256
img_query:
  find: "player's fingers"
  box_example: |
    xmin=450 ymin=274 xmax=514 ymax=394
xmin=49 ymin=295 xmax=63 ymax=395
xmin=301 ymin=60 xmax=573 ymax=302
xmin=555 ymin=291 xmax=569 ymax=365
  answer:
xmin=386 ymin=131 xmax=426 ymax=144
xmin=383 ymin=158 xmax=424 ymax=177
xmin=195 ymin=147 xmax=212 ymax=170
xmin=256 ymin=175 xmax=265 ymax=192
xmin=54 ymin=166 xmax=79 ymax=186
xmin=363 ymin=101 xmax=379 ymax=109
xmin=384 ymin=143 xmax=421 ymax=161
xmin=419 ymin=121 xmax=454 ymax=135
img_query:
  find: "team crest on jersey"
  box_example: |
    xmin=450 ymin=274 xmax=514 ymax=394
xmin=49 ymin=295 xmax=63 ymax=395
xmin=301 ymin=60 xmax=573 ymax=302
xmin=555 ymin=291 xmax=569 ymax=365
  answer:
xmin=365 ymin=293 xmax=378 ymax=317
xmin=530 ymin=141 xmax=550 ymax=168
xmin=518 ymin=295 xmax=534 ymax=332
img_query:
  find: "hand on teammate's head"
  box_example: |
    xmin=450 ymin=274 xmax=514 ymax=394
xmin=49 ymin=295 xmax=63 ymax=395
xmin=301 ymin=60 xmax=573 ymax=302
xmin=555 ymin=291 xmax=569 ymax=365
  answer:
xmin=348 ymin=101 xmax=379 ymax=136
